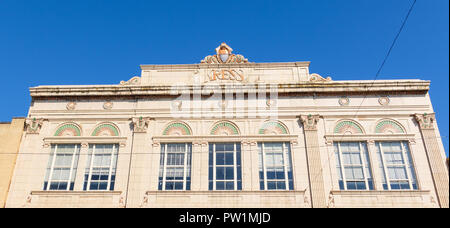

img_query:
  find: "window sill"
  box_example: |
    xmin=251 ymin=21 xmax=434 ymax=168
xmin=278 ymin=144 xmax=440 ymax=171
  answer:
xmin=330 ymin=190 xmax=430 ymax=196
xmin=31 ymin=190 xmax=122 ymax=196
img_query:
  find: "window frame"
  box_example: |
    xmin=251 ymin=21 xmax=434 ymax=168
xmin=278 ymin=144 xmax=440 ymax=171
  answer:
xmin=258 ymin=142 xmax=294 ymax=191
xmin=44 ymin=144 xmax=80 ymax=191
xmin=159 ymin=143 xmax=192 ymax=191
xmin=334 ymin=141 xmax=374 ymax=191
xmin=83 ymin=144 xmax=119 ymax=191
xmin=376 ymin=141 xmax=418 ymax=191
xmin=209 ymin=142 xmax=242 ymax=191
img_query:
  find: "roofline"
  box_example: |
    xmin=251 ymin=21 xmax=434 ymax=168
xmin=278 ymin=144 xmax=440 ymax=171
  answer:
xmin=139 ymin=61 xmax=311 ymax=70
xmin=29 ymin=80 xmax=430 ymax=98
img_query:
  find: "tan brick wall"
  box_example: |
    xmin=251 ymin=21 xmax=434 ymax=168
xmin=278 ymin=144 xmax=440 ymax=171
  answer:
xmin=0 ymin=118 xmax=25 ymax=208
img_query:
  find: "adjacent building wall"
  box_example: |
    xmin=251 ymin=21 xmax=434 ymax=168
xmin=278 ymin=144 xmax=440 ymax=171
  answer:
xmin=0 ymin=118 xmax=25 ymax=208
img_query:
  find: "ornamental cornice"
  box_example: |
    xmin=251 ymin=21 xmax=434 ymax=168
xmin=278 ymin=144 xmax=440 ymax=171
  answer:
xmin=30 ymin=80 xmax=430 ymax=98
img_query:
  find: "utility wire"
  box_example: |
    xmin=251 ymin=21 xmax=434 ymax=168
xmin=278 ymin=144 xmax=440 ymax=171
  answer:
xmin=302 ymin=0 xmax=419 ymax=200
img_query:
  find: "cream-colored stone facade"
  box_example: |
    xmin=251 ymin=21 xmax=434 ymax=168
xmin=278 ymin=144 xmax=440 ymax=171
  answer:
xmin=5 ymin=44 xmax=449 ymax=208
xmin=0 ymin=117 xmax=25 ymax=208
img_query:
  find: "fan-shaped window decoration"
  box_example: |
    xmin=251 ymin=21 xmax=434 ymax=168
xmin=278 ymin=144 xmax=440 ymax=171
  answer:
xmin=210 ymin=121 xmax=240 ymax=136
xmin=334 ymin=120 xmax=364 ymax=135
xmin=375 ymin=120 xmax=405 ymax=134
xmin=54 ymin=123 xmax=82 ymax=136
xmin=91 ymin=123 xmax=120 ymax=136
xmin=162 ymin=122 xmax=192 ymax=136
xmin=258 ymin=121 xmax=289 ymax=135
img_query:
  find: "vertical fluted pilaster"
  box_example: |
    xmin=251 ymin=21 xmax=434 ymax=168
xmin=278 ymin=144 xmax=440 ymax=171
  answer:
xmin=414 ymin=113 xmax=449 ymax=208
xmin=300 ymin=115 xmax=327 ymax=208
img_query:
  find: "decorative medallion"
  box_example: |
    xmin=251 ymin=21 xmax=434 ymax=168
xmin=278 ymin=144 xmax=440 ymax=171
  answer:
xmin=378 ymin=96 xmax=390 ymax=106
xmin=266 ymin=99 xmax=277 ymax=108
xmin=103 ymin=101 xmax=113 ymax=110
xmin=66 ymin=102 xmax=76 ymax=111
xmin=217 ymin=100 xmax=228 ymax=109
xmin=338 ymin=97 xmax=350 ymax=106
xmin=171 ymin=101 xmax=182 ymax=111
xmin=201 ymin=43 xmax=249 ymax=64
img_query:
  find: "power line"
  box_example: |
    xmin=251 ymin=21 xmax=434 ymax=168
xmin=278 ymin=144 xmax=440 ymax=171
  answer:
xmin=302 ymin=0 xmax=419 ymax=198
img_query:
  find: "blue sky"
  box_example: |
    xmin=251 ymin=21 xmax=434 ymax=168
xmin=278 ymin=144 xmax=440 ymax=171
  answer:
xmin=0 ymin=0 xmax=448 ymax=154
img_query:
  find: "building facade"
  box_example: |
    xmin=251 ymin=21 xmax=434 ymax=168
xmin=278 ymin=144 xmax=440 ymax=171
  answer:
xmin=5 ymin=43 xmax=449 ymax=208
xmin=0 ymin=117 xmax=25 ymax=208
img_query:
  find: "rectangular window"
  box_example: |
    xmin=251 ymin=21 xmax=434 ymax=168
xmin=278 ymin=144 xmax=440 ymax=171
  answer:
xmin=159 ymin=143 xmax=192 ymax=191
xmin=209 ymin=143 xmax=242 ymax=191
xmin=334 ymin=142 xmax=374 ymax=190
xmin=376 ymin=141 xmax=418 ymax=190
xmin=258 ymin=142 xmax=294 ymax=191
xmin=43 ymin=144 xmax=80 ymax=191
xmin=83 ymin=144 xmax=119 ymax=191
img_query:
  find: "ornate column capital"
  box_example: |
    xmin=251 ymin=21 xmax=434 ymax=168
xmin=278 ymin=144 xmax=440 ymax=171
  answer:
xmin=414 ymin=113 xmax=435 ymax=130
xmin=299 ymin=114 xmax=321 ymax=131
xmin=132 ymin=117 xmax=152 ymax=133
xmin=25 ymin=118 xmax=44 ymax=134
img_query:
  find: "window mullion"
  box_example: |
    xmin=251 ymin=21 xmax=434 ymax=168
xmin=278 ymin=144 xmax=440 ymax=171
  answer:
xmin=378 ymin=143 xmax=391 ymax=190
xmin=106 ymin=144 xmax=115 ymax=191
xmin=87 ymin=145 xmax=96 ymax=191
xmin=358 ymin=142 xmax=369 ymax=190
xmin=162 ymin=144 xmax=168 ymax=191
xmin=183 ymin=143 xmax=188 ymax=191
xmin=66 ymin=144 xmax=78 ymax=191
xmin=213 ymin=144 xmax=216 ymax=191
xmin=283 ymin=143 xmax=289 ymax=190
xmin=233 ymin=143 xmax=237 ymax=190
xmin=47 ymin=145 xmax=58 ymax=191
xmin=400 ymin=142 xmax=414 ymax=190
xmin=262 ymin=143 xmax=268 ymax=191
xmin=337 ymin=143 xmax=347 ymax=190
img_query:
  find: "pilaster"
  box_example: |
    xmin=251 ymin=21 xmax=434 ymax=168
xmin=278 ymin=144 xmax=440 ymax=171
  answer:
xmin=414 ymin=113 xmax=449 ymax=208
xmin=299 ymin=114 xmax=327 ymax=208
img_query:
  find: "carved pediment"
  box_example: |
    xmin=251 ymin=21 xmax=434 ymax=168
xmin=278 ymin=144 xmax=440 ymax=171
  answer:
xmin=201 ymin=43 xmax=249 ymax=64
